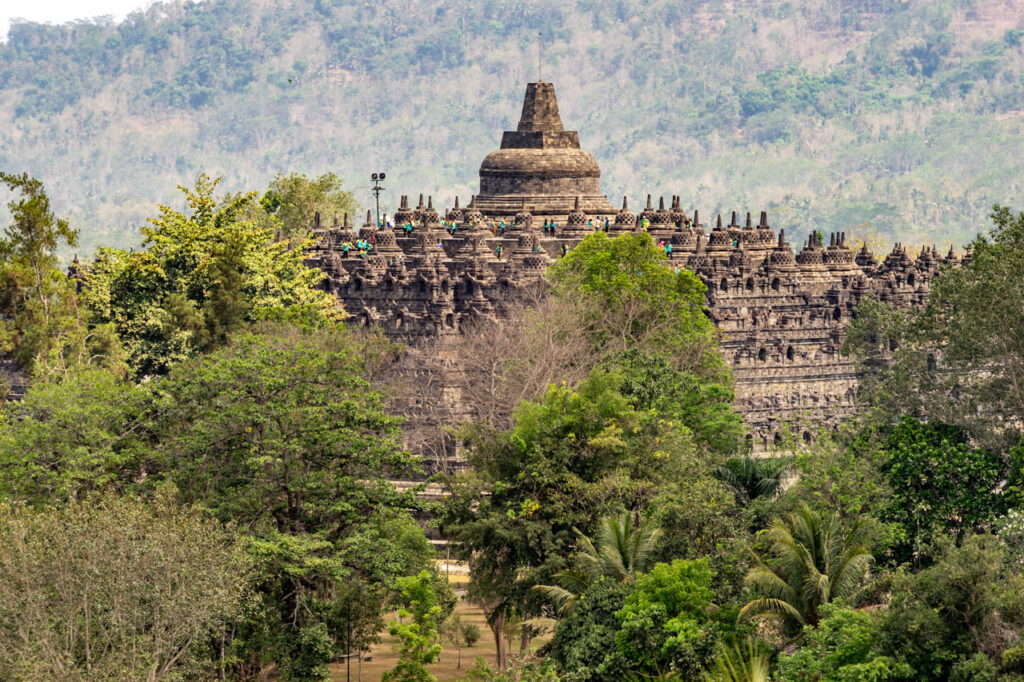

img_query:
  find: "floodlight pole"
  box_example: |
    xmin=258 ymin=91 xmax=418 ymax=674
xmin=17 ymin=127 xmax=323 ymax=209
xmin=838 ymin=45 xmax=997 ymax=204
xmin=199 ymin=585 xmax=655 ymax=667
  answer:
xmin=371 ymin=172 xmax=386 ymax=228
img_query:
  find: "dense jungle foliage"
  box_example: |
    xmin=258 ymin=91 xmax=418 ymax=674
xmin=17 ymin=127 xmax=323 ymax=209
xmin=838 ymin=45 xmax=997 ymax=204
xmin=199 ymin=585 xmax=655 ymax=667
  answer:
xmin=1 ymin=0 xmax=1023 ymax=254
xmin=1 ymin=168 xmax=1024 ymax=680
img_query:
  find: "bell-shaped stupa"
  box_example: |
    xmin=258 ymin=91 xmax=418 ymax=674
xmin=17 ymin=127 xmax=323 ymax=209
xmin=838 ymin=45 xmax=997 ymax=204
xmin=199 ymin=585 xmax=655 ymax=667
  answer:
xmin=475 ymin=82 xmax=615 ymax=218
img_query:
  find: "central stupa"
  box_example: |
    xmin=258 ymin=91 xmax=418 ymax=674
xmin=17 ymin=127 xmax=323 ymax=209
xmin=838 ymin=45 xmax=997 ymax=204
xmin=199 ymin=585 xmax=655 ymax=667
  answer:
xmin=474 ymin=82 xmax=616 ymax=217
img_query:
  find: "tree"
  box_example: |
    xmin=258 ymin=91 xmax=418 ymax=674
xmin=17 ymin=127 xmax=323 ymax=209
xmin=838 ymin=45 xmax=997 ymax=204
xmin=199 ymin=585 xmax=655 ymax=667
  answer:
xmin=447 ymin=242 xmax=742 ymax=444
xmin=784 ymin=428 xmax=903 ymax=561
xmin=715 ymin=456 xmax=788 ymax=504
xmin=879 ymin=417 xmax=1007 ymax=564
xmin=788 ymin=428 xmax=892 ymax=523
xmin=384 ymin=570 xmax=444 ymax=682
xmin=441 ymin=369 xmax=697 ymax=668
xmin=0 ymin=489 xmax=249 ymax=681
xmin=546 ymin=578 xmax=633 ymax=682
xmin=611 ymin=559 xmax=720 ymax=680
xmin=610 ymin=348 xmax=745 ymax=454
xmin=879 ymin=534 xmax=1024 ymax=681
xmin=534 ymin=512 xmax=662 ymax=615
xmin=0 ymin=367 xmax=155 ymax=505
xmin=0 ymin=172 xmax=120 ymax=378
xmin=158 ymin=324 xmax=413 ymax=534
xmin=547 ymin=232 xmax=726 ymax=382
xmin=740 ymin=502 xmax=872 ymax=628
xmin=154 ymin=324 xmax=427 ymax=679
xmin=775 ymin=605 xmax=910 ymax=682
xmin=443 ymin=233 xmax=743 ymax=669
xmin=442 ymin=612 xmax=481 ymax=670
xmin=83 ymin=174 xmax=340 ymax=376
xmin=703 ymin=641 xmax=772 ymax=682
xmin=844 ymin=206 xmax=1024 ymax=448
xmin=253 ymin=171 xmax=358 ymax=243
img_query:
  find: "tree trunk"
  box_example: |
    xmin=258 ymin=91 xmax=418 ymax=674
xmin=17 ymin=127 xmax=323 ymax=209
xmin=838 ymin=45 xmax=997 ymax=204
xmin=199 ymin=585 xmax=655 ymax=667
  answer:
xmin=490 ymin=610 xmax=507 ymax=670
xmin=519 ymin=624 xmax=532 ymax=657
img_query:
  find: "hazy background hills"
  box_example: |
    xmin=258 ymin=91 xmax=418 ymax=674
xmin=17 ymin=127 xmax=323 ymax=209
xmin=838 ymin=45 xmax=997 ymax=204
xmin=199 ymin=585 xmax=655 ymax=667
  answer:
xmin=2 ymin=0 xmax=1023 ymax=255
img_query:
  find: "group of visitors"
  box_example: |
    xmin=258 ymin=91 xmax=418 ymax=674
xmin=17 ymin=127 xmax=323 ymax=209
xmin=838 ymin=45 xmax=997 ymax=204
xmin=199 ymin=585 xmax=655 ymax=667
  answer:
xmin=339 ymin=237 xmax=374 ymax=259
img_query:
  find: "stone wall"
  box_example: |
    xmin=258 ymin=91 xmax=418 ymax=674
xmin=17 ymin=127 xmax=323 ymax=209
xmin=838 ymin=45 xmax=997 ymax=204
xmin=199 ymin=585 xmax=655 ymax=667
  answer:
xmin=307 ymin=204 xmax=951 ymax=468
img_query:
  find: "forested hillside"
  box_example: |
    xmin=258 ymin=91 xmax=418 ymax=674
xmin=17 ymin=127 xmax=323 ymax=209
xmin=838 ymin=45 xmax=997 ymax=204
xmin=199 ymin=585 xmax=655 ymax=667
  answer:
xmin=2 ymin=0 xmax=1023 ymax=253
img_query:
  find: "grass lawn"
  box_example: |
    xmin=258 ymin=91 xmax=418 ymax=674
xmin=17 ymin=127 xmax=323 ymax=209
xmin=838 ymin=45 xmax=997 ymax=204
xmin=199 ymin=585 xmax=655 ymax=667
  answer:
xmin=329 ymin=560 xmax=554 ymax=681
xmin=329 ymin=597 xmax=497 ymax=681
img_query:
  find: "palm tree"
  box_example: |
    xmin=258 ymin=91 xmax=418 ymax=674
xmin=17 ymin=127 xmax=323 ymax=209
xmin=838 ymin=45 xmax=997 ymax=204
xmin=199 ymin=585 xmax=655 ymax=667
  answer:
xmin=534 ymin=512 xmax=662 ymax=614
xmin=739 ymin=502 xmax=871 ymax=627
xmin=703 ymin=640 xmax=771 ymax=682
xmin=715 ymin=455 xmax=788 ymax=504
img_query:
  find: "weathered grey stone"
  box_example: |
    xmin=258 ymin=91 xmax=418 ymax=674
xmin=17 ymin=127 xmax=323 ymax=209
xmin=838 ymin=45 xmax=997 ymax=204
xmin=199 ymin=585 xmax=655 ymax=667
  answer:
xmin=306 ymin=82 xmax=947 ymax=470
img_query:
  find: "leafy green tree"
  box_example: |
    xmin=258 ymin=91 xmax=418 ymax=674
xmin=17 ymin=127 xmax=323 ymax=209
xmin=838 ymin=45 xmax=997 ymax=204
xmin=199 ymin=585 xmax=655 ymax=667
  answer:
xmin=157 ymin=324 xmax=412 ymax=534
xmin=154 ymin=324 xmax=426 ymax=679
xmin=879 ymin=534 xmax=1024 ymax=681
xmin=442 ymin=612 xmax=481 ymax=670
xmin=465 ymin=657 xmax=563 ymax=681
xmin=610 ymin=348 xmax=745 ymax=454
xmin=879 ymin=417 xmax=1007 ymax=564
xmin=775 ymin=605 xmax=911 ymax=681
xmin=740 ymin=503 xmax=872 ymax=628
xmin=611 ymin=559 xmax=720 ymax=680
xmin=0 ymin=489 xmax=250 ymax=681
xmin=84 ymin=174 xmax=339 ymax=376
xmin=787 ymin=429 xmax=894 ymax=532
xmin=253 ymin=171 xmax=358 ymax=242
xmin=534 ymin=512 xmax=662 ymax=615
xmin=442 ymin=368 xmax=696 ymax=668
xmin=384 ymin=570 xmax=445 ymax=682
xmin=845 ymin=206 xmax=1024 ymax=448
xmin=546 ymin=579 xmax=633 ymax=681
xmin=648 ymin=480 xmax=751 ymax=605
xmin=548 ymin=233 xmax=727 ymax=381
xmin=445 ymin=233 xmax=746 ymax=668
xmin=0 ymin=172 xmax=120 ymax=378
xmin=950 ymin=654 xmax=999 ymax=682
xmin=0 ymin=367 xmax=155 ymax=505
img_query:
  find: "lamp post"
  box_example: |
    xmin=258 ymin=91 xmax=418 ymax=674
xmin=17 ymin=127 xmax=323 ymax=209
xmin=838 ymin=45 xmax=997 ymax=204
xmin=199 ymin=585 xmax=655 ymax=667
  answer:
xmin=370 ymin=172 xmax=386 ymax=228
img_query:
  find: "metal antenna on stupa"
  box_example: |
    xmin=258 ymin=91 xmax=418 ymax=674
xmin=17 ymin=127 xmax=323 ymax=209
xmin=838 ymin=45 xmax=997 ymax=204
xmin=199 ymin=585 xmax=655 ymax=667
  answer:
xmin=538 ymin=32 xmax=543 ymax=82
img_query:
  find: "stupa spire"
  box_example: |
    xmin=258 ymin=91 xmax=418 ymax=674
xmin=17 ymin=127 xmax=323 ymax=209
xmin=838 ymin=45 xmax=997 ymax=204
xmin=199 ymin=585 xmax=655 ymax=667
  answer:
xmin=516 ymin=82 xmax=565 ymax=132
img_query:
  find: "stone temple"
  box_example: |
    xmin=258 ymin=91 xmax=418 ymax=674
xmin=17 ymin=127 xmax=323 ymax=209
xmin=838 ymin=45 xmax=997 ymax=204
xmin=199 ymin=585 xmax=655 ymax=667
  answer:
xmin=306 ymin=82 xmax=950 ymax=465
xmin=474 ymin=81 xmax=616 ymax=218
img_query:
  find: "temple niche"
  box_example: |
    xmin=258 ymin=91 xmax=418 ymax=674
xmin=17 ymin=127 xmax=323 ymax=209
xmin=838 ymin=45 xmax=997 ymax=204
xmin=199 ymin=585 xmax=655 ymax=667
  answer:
xmin=306 ymin=82 xmax=948 ymax=469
